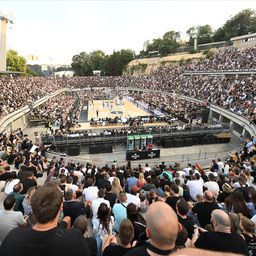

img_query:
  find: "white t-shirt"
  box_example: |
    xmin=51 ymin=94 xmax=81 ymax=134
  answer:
xmin=0 ymin=210 xmax=25 ymax=244
xmin=4 ymin=179 xmax=20 ymax=194
xmin=92 ymin=198 xmax=110 ymax=219
xmin=83 ymin=186 xmax=99 ymax=201
xmin=204 ymin=181 xmax=220 ymax=196
xmin=187 ymin=180 xmax=203 ymax=201
xmin=126 ymin=193 xmax=140 ymax=208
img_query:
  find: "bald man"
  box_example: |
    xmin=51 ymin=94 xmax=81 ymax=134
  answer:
xmin=193 ymin=209 xmax=248 ymax=255
xmin=191 ymin=190 xmax=219 ymax=228
xmin=124 ymin=201 xmax=181 ymax=256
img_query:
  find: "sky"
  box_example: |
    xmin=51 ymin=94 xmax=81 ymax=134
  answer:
xmin=1 ymin=0 xmax=256 ymax=65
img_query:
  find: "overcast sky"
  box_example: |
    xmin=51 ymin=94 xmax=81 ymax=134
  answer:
xmin=1 ymin=0 xmax=256 ymax=65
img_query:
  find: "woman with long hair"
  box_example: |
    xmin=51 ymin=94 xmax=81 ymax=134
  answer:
xmin=225 ymin=189 xmax=249 ymax=217
xmin=93 ymin=203 xmax=114 ymax=256
xmin=111 ymin=177 xmax=123 ymax=196
xmin=137 ymin=173 xmax=146 ymax=188
xmin=92 ymin=203 xmax=114 ymax=237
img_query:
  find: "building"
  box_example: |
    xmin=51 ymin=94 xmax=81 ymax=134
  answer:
xmin=231 ymin=33 xmax=256 ymax=48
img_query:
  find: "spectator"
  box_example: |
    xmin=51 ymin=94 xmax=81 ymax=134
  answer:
xmin=193 ymin=209 xmax=248 ymax=255
xmin=192 ymin=191 xmax=219 ymax=228
xmin=102 ymin=219 xmax=134 ymax=256
xmin=0 ymin=183 xmax=93 ymax=256
xmin=126 ymin=201 xmax=181 ymax=255
xmin=0 ymin=195 xmax=26 ymax=245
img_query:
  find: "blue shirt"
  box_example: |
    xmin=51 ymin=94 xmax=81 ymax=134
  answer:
xmin=112 ymin=203 xmax=127 ymax=232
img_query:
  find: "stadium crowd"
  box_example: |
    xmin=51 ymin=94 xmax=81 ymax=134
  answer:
xmin=0 ymin=47 xmax=255 ymax=125
xmin=0 ymin=129 xmax=255 ymax=255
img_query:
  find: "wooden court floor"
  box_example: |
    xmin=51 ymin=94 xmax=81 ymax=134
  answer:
xmin=72 ymin=99 xmax=168 ymax=131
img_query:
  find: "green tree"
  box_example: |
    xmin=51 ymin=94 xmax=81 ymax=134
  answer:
xmin=71 ymin=52 xmax=93 ymax=76
xmin=7 ymin=50 xmax=26 ymax=72
xmin=163 ymin=30 xmax=180 ymax=43
xmin=187 ymin=25 xmax=213 ymax=45
xmin=89 ymin=50 xmax=106 ymax=72
xmin=212 ymin=9 xmax=256 ymax=41
xmin=105 ymin=49 xmax=134 ymax=76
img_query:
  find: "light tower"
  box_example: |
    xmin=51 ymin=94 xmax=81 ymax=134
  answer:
xmin=0 ymin=12 xmax=13 ymax=71
xmin=190 ymin=28 xmax=198 ymax=51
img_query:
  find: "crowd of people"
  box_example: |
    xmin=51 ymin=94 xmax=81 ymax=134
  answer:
xmin=0 ymin=47 xmax=255 ymax=126
xmin=0 ymin=129 xmax=255 ymax=255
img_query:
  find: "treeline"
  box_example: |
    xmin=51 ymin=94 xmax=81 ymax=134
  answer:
xmin=71 ymin=49 xmax=135 ymax=76
xmin=71 ymin=8 xmax=256 ymax=76
xmin=141 ymin=9 xmax=256 ymax=57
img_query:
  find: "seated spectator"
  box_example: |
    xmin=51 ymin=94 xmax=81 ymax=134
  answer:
xmin=0 ymin=183 xmax=93 ymax=256
xmin=73 ymin=215 xmax=98 ymax=256
xmin=0 ymin=195 xmax=27 ymax=245
xmin=102 ymin=219 xmax=134 ymax=256
xmin=8 ymin=182 xmax=25 ymax=212
xmin=22 ymin=186 xmax=36 ymax=216
xmin=192 ymin=191 xmax=219 ymax=228
xmin=192 ymin=209 xmax=248 ymax=255
xmin=92 ymin=189 xmax=110 ymax=220
xmin=63 ymin=189 xmax=87 ymax=226
xmin=113 ymin=192 xmax=128 ymax=233
xmin=126 ymin=203 xmax=147 ymax=242
xmin=176 ymin=198 xmax=195 ymax=240
xmin=104 ymin=183 xmax=117 ymax=208
xmin=239 ymin=214 xmax=256 ymax=255
xmin=125 ymin=201 xmax=181 ymax=256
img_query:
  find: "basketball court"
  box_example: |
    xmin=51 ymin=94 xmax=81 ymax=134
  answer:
xmin=72 ymin=99 xmax=169 ymax=130
xmin=88 ymin=99 xmax=150 ymax=120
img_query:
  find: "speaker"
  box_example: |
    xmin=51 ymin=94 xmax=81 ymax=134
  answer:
xmin=89 ymin=146 xmax=100 ymax=154
xmin=193 ymin=137 xmax=200 ymax=145
xmin=68 ymin=145 xmax=80 ymax=156
xmin=101 ymin=145 xmax=112 ymax=153
xmin=162 ymin=139 xmax=175 ymax=148
xmin=174 ymin=138 xmax=184 ymax=147
xmin=184 ymin=138 xmax=193 ymax=146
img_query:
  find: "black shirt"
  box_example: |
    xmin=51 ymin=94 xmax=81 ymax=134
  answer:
xmin=21 ymin=178 xmax=37 ymax=194
xmin=63 ymin=201 xmax=86 ymax=226
xmin=0 ymin=226 xmax=92 ymax=256
xmin=195 ymin=231 xmax=248 ymax=255
xmin=178 ymin=215 xmax=195 ymax=239
xmin=102 ymin=244 xmax=132 ymax=256
xmin=104 ymin=192 xmax=117 ymax=208
xmin=192 ymin=202 xmax=219 ymax=228
xmin=165 ymin=196 xmax=181 ymax=212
